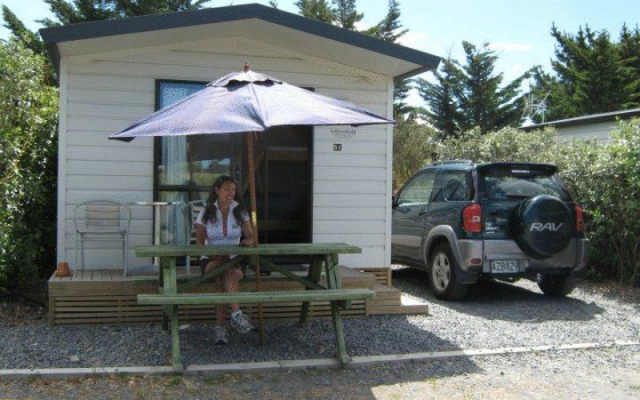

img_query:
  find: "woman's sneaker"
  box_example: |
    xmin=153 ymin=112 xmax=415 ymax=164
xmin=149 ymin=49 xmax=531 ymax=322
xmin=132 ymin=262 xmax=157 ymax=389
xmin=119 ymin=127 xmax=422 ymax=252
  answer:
xmin=230 ymin=311 xmax=254 ymax=334
xmin=213 ymin=325 xmax=229 ymax=345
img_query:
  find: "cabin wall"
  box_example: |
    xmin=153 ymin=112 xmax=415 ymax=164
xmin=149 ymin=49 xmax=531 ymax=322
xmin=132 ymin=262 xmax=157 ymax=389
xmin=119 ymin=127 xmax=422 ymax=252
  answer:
xmin=59 ymin=36 xmax=392 ymax=269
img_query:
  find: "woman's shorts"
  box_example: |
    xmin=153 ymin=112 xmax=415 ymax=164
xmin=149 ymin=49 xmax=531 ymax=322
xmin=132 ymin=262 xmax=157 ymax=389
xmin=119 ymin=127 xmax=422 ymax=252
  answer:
xmin=200 ymin=256 xmax=247 ymax=276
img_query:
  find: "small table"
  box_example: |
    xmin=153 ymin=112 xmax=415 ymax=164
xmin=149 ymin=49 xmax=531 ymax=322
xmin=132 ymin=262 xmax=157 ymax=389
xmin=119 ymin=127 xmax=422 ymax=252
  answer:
xmin=130 ymin=201 xmax=183 ymax=265
xmin=134 ymin=243 xmax=373 ymax=370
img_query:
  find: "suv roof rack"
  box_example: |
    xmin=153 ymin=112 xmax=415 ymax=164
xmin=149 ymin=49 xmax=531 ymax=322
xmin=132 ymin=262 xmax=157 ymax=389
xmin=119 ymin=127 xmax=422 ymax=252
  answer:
xmin=432 ymin=160 xmax=474 ymax=166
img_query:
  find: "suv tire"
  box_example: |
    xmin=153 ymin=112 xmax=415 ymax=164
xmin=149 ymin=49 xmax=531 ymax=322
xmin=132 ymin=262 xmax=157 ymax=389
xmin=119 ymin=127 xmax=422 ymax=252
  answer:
xmin=429 ymin=243 xmax=468 ymax=301
xmin=536 ymin=273 xmax=577 ymax=297
xmin=512 ymin=195 xmax=573 ymax=259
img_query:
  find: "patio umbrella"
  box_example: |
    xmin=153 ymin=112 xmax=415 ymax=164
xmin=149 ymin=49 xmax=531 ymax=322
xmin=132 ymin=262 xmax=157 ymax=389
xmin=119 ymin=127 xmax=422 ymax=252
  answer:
xmin=110 ymin=63 xmax=395 ymax=341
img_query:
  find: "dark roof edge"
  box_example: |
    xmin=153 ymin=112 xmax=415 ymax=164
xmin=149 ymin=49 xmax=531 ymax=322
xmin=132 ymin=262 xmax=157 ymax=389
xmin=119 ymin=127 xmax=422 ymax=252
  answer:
xmin=521 ymin=108 xmax=640 ymax=131
xmin=40 ymin=3 xmax=441 ymax=77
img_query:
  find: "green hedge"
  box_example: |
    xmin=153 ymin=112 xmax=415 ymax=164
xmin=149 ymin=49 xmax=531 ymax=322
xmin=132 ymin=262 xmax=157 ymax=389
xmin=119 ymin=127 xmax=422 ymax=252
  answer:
xmin=437 ymin=121 xmax=640 ymax=286
xmin=0 ymin=41 xmax=58 ymax=291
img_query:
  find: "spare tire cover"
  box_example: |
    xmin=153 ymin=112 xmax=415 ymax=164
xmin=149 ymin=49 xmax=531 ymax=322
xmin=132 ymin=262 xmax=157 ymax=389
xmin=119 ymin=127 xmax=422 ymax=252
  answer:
xmin=512 ymin=195 xmax=573 ymax=259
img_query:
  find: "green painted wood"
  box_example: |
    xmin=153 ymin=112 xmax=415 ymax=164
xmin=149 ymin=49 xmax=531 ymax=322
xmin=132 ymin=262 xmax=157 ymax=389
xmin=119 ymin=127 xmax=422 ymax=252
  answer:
xmin=134 ymin=243 xmax=362 ymax=258
xmin=170 ymin=305 xmax=183 ymax=370
xmin=177 ymin=256 xmax=245 ymax=293
xmin=300 ymin=256 xmax=324 ymax=325
xmin=331 ymin=300 xmax=351 ymax=364
xmin=260 ymin=259 xmax=325 ymax=291
xmin=163 ymin=258 xmax=177 ymax=295
xmin=331 ymin=254 xmax=350 ymax=310
xmin=137 ymin=289 xmax=374 ymax=305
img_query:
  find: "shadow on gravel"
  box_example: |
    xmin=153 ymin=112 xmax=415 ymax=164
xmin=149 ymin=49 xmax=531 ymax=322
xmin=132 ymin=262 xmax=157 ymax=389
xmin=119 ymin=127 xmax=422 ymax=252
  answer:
xmin=392 ymin=266 xmax=605 ymax=323
xmin=179 ymin=317 xmax=480 ymax=382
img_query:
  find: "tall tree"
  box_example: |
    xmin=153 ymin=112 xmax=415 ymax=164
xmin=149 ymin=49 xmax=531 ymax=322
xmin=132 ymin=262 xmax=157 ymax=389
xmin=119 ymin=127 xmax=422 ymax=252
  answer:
xmin=417 ymin=58 xmax=462 ymax=137
xmin=367 ymin=0 xmax=406 ymax=43
xmin=332 ymin=0 xmax=362 ymax=30
xmin=418 ymin=41 xmax=531 ymax=136
xmin=531 ymin=24 xmax=640 ymax=120
xmin=295 ymin=0 xmax=334 ymax=24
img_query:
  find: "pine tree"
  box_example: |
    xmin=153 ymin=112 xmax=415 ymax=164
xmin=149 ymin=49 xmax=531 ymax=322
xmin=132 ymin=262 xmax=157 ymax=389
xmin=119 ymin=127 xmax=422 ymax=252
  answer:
xmin=367 ymin=0 xmax=406 ymax=43
xmin=1 ymin=7 xmax=45 ymax=55
xmin=531 ymin=24 xmax=640 ymax=120
xmin=417 ymin=59 xmax=462 ymax=137
xmin=332 ymin=0 xmax=362 ymax=30
xmin=419 ymin=42 xmax=531 ymax=136
xmin=295 ymin=0 xmax=334 ymax=24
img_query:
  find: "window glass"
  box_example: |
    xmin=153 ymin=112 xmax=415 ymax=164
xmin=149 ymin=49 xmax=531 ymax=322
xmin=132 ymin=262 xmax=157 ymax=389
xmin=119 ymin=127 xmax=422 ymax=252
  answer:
xmin=398 ymin=172 xmax=436 ymax=206
xmin=479 ymin=169 xmax=570 ymax=201
xmin=157 ymin=81 xmax=234 ymax=194
xmin=432 ymin=171 xmax=471 ymax=202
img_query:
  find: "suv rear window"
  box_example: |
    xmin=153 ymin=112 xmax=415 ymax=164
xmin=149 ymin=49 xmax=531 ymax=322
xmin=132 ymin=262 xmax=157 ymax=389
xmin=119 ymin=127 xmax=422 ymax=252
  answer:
xmin=479 ymin=168 xmax=571 ymax=201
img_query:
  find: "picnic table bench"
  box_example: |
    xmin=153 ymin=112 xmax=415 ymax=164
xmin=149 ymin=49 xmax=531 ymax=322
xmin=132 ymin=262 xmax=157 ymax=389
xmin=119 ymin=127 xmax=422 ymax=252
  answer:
xmin=134 ymin=243 xmax=375 ymax=370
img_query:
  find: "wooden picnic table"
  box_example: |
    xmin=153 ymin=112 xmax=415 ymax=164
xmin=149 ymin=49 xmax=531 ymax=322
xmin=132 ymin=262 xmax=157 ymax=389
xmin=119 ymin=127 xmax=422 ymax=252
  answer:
xmin=134 ymin=243 xmax=375 ymax=370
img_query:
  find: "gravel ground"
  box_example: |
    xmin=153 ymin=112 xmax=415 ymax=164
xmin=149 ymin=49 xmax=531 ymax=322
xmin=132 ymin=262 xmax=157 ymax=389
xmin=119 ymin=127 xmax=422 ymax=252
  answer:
xmin=1 ymin=266 xmax=639 ymax=372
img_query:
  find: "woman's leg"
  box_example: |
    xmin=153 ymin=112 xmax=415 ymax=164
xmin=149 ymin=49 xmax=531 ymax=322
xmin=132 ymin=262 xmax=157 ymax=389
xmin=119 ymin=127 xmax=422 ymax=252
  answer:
xmin=223 ymin=266 xmax=244 ymax=313
xmin=204 ymin=257 xmax=228 ymax=325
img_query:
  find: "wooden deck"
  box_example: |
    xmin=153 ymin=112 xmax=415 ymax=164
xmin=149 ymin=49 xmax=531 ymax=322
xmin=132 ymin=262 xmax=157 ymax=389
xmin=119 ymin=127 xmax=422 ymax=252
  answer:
xmin=48 ymin=266 xmax=428 ymax=325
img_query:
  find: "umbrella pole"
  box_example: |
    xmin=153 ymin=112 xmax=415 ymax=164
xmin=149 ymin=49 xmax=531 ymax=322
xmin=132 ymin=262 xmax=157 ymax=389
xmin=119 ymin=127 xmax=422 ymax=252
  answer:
xmin=246 ymin=131 xmax=265 ymax=345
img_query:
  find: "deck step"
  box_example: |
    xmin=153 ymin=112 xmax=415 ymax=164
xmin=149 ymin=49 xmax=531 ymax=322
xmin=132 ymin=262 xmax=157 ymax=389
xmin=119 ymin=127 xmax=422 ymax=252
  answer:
xmin=368 ymin=292 xmax=429 ymax=315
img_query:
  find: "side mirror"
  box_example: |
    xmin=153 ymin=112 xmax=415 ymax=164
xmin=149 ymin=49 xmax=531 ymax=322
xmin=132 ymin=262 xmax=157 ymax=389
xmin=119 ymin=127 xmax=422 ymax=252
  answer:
xmin=392 ymin=195 xmax=398 ymax=208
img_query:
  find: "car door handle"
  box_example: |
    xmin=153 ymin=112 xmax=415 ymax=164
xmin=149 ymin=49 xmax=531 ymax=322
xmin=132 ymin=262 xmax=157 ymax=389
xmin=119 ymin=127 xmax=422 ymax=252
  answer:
xmin=418 ymin=209 xmax=428 ymax=216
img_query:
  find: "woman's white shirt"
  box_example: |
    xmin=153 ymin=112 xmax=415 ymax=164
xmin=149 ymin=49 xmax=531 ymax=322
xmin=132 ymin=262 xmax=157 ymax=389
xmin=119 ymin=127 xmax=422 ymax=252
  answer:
xmin=195 ymin=200 xmax=249 ymax=252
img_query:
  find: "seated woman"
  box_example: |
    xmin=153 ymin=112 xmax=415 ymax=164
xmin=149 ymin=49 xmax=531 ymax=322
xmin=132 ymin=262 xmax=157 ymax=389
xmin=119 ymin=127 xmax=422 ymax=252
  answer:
xmin=195 ymin=175 xmax=255 ymax=344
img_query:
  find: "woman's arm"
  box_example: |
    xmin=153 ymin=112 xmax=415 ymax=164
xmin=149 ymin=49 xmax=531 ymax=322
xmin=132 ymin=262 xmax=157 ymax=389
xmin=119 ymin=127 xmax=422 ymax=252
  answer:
xmin=240 ymin=220 xmax=255 ymax=247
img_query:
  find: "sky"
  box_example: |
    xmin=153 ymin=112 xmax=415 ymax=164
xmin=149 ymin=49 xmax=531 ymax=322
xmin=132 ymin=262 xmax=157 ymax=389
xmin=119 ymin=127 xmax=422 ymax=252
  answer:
xmin=0 ymin=0 xmax=638 ymax=107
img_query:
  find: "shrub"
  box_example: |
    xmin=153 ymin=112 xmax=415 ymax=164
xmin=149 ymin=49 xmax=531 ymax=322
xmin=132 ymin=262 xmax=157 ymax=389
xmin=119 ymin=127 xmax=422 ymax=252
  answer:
xmin=0 ymin=41 xmax=58 ymax=291
xmin=392 ymin=118 xmax=440 ymax=192
xmin=436 ymin=121 xmax=640 ymax=286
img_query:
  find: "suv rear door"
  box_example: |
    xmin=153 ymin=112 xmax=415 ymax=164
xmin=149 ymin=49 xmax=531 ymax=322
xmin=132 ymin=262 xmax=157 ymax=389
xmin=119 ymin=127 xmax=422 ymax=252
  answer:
xmin=392 ymin=170 xmax=436 ymax=263
xmin=477 ymin=163 xmax=573 ymax=240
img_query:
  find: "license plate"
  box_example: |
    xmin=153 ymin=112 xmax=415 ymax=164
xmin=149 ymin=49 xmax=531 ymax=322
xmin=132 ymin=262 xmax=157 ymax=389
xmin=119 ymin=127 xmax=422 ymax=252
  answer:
xmin=491 ymin=260 xmax=519 ymax=273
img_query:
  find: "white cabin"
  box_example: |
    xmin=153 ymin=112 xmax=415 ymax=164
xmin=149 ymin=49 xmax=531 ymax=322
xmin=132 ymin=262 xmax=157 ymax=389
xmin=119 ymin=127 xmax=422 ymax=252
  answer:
xmin=40 ymin=3 xmax=441 ymax=271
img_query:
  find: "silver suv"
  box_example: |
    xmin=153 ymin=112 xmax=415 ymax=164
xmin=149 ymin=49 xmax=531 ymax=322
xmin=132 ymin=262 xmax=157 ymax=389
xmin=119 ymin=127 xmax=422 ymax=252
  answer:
xmin=391 ymin=161 xmax=590 ymax=300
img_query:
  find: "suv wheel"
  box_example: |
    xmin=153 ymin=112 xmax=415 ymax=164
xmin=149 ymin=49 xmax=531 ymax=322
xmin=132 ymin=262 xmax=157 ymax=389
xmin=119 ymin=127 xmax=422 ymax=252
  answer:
xmin=429 ymin=243 xmax=468 ymax=301
xmin=536 ymin=273 xmax=577 ymax=297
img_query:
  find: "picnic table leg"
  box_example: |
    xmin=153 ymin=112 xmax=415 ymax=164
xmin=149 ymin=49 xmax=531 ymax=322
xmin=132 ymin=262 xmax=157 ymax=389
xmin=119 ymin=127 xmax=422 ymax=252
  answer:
xmin=159 ymin=258 xmax=169 ymax=331
xmin=324 ymin=254 xmax=352 ymax=365
xmin=160 ymin=257 xmax=183 ymax=370
xmin=331 ymin=254 xmax=351 ymax=310
xmin=300 ymin=256 xmax=323 ymax=325
xmin=170 ymin=305 xmax=183 ymax=371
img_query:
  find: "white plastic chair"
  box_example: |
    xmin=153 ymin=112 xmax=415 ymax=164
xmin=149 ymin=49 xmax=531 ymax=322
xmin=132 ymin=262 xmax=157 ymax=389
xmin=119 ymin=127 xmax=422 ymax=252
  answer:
xmin=74 ymin=200 xmax=131 ymax=276
xmin=183 ymin=200 xmax=207 ymax=273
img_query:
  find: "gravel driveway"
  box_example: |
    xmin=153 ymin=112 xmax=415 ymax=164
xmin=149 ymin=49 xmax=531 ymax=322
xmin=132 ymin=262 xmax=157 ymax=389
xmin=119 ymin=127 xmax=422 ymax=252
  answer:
xmin=1 ymin=266 xmax=639 ymax=399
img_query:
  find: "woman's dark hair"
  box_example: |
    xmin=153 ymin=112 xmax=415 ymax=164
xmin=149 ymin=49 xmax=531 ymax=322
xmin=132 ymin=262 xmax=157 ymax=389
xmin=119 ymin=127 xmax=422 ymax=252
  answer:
xmin=203 ymin=175 xmax=247 ymax=225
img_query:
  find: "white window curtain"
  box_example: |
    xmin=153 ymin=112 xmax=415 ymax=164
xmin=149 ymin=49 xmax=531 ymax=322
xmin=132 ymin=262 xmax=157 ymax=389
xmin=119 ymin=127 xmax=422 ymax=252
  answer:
xmin=159 ymin=82 xmax=204 ymax=244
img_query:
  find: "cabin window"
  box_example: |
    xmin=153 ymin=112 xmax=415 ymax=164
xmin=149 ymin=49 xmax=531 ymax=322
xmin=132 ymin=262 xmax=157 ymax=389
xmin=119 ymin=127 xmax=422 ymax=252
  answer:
xmin=154 ymin=80 xmax=312 ymax=246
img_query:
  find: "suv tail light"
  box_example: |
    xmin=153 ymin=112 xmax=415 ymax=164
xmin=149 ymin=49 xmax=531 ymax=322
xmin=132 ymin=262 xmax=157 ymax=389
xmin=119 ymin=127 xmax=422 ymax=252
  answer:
xmin=463 ymin=203 xmax=482 ymax=233
xmin=575 ymin=205 xmax=584 ymax=233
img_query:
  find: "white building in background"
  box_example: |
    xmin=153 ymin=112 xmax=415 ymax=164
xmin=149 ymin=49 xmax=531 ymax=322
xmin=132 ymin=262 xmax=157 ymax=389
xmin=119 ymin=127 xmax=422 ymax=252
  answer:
xmin=522 ymin=108 xmax=640 ymax=144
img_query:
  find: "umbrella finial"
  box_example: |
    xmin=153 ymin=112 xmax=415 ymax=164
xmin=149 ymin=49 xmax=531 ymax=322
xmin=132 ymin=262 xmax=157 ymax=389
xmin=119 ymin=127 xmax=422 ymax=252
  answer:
xmin=243 ymin=62 xmax=251 ymax=72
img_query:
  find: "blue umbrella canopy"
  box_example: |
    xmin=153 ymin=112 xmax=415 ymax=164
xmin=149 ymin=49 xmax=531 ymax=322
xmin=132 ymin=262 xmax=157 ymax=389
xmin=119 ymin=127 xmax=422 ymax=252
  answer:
xmin=109 ymin=66 xmax=394 ymax=141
